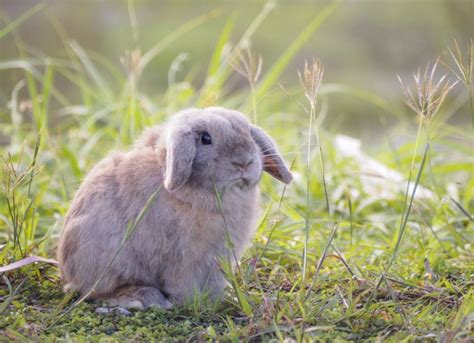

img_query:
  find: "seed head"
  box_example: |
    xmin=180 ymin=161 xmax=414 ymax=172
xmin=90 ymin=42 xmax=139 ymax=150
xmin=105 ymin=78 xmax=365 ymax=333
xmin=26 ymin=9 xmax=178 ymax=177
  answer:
xmin=121 ymin=49 xmax=142 ymax=80
xmin=298 ymin=58 xmax=324 ymax=110
xmin=444 ymin=39 xmax=472 ymax=88
xmin=398 ymin=58 xmax=457 ymax=122
xmin=230 ymin=46 xmax=263 ymax=87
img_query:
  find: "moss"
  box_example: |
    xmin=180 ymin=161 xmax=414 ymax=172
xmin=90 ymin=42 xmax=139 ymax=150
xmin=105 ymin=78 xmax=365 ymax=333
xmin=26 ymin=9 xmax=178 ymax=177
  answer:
xmin=1 ymin=263 xmax=470 ymax=341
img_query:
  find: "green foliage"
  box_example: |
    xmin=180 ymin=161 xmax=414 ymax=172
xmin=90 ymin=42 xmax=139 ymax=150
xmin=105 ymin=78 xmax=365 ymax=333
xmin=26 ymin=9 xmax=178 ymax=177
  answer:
xmin=0 ymin=1 xmax=473 ymax=341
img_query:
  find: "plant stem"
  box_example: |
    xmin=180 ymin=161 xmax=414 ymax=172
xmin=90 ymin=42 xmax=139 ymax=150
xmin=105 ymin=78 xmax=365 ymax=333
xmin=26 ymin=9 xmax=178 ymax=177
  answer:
xmin=314 ymin=118 xmax=330 ymax=215
xmin=250 ymin=82 xmax=257 ymax=124
xmin=400 ymin=119 xmax=423 ymax=226
xmin=469 ymin=86 xmax=473 ymax=126
xmin=304 ymin=223 xmax=339 ymax=301
xmin=212 ymin=180 xmax=241 ymax=273
xmin=302 ymin=103 xmax=314 ymax=284
xmin=365 ymin=139 xmax=430 ymax=308
xmin=346 ymin=189 xmax=353 ymax=246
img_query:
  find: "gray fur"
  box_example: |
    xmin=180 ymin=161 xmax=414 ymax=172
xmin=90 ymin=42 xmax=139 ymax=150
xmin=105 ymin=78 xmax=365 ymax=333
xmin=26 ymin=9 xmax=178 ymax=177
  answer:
xmin=58 ymin=107 xmax=292 ymax=309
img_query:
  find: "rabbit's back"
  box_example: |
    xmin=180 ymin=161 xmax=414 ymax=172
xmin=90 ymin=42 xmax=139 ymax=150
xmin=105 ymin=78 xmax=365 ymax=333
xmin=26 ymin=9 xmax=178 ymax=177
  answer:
xmin=58 ymin=148 xmax=166 ymax=295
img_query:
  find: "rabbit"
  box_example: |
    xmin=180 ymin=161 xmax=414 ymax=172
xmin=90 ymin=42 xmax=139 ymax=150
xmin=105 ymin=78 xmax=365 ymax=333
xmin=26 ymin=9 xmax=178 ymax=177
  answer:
xmin=57 ymin=107 xmax=292 ymax=309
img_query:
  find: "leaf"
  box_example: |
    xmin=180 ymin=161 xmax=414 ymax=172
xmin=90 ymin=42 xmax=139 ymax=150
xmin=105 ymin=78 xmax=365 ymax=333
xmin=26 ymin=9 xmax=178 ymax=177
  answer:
xmin=0 ymin=3 xmax=45 ymax=40
xmin=138 ymin=9 xmax=222 ymax=73
xmin=207 ymin=15 xmax=235 ymax=80
xmin=69 ymin=40 xmax=113 ymax=101
xmin=196 ymin=15 xmax=236 ymax=106
xmin=0 ymin=255 xmax=58 ymax=273
xmin=252 ymin=2 xmax=339 ymax=103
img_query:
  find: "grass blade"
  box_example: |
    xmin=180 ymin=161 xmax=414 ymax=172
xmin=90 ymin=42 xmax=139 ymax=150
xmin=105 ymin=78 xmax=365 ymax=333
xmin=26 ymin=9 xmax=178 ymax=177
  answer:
xmin=0 ymin=3 xmax=45 ymax=40
xmin=138 ymin=9 xmax=221 ymax=74
xmin=365 ymin=142 xmax=430 ymax=308
xmin=305 ymin=223 xmax=339 ymax=300
xmin=69 ymin=40 xmax=113 ymax=101
xmin=197 ymin=15 xmax=235 ymax=106
xmin=450 ymin=196 xmax=473 ymax=221
xmin=207 ymin=15 xmax=235 ymax=81
xmin=252 ymin=2 xmax=338 ymax=103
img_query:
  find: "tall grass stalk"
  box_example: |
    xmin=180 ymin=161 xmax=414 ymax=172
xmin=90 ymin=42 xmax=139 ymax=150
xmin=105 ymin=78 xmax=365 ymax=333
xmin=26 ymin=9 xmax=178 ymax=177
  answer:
xmin=230 ymin=47 xmax=262 ymax=124
xmin=137 ymin=9 xmax=221 ymax=78
xmin=257 ymin=155 xmax=296 ymax=263
xmin=69 ymin=41 xmax=113 ymax=102
xmin=444 ymin=39 xmax=473 ymax=122
xmin=127 ymin=0 xmax=139 ymax=44
xmin=198 ymin=1 xmax=274 ymax=107
xmin=396 ymin=59 xmax=457 ymax=231
xmin=120 ymin=49 xmax=142 ymax=142
xmin=211 ymin=180 xmax=240 ymax=271
xmin=254 ymin=2 xmax=338 ymax=102
xmin=366 ymin=60 xmax=457 ymax=307
xmin=345 ymin=188 xmax=354 ymax=246
xmin=398 ymin=119 xmax=423 ymax=228
xmin=314 ymin=116 xmax=330 ymax=215
xmin=302 ymin=109 xmax=313 ymax=285
xmin=366 ymin=142 xmax=430 ymax=308
xmin=238 ymin=1 xmax=275 ymax=49
xmin=298 ymin=58 xmax=324 ymax=285
xmin=0 ymin=2 xmax=45 ymax=40
xmin=1 ymin=136 xmax=41 ymax=257
xmin=304 ymin=223 xmax=339 ymax=301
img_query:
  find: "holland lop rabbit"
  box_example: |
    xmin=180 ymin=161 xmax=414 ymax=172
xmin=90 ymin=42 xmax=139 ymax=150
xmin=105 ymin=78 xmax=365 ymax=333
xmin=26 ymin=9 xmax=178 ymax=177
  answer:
xmin=58 ymin=107 xmax=292 ymax=309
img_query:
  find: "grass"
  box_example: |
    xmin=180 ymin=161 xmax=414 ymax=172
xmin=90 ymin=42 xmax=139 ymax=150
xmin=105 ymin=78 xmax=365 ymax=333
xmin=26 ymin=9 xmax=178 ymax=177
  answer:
xmin=1 ymin=2 xmax=473 ymax=341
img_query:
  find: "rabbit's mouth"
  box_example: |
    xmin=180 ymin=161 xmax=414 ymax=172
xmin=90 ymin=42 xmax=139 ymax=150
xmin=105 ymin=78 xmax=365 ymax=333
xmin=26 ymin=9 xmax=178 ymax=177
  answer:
xmin=229 ymin=177 xmax=252 ymax=190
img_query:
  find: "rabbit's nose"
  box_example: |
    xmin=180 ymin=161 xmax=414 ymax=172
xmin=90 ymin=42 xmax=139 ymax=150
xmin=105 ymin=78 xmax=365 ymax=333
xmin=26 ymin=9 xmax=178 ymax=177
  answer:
xmin=232 ymin=158 xmax=253 ymax=171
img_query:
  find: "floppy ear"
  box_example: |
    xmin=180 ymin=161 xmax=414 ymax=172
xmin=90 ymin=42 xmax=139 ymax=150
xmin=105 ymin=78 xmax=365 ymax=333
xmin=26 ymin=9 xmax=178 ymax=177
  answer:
xmin=164 ymin=125 xmax=196 ymax=191
xmin=250 ymin=125 xmax=293 ymax=184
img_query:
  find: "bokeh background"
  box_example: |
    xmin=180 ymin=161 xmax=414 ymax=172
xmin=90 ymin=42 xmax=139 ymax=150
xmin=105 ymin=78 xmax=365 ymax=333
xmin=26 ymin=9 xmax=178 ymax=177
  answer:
xmin=1 ymin=0 xmax=472 ymax=145
xmin=0 ymin=2 xmax=473 ymax=340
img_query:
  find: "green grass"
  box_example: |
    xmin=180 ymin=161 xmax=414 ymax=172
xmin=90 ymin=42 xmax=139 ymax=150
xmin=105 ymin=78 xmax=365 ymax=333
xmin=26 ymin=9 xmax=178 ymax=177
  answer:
xmin=1 ymin=2 xmax=473 ymax=342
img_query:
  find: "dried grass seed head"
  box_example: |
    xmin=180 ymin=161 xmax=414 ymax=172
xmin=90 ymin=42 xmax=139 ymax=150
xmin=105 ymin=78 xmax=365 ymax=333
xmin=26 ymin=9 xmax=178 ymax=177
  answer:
xmin=121 ymin=49 xmax=142 ymax=80
xmin=230 ymin=46 xmax=263 ymax=86
xmin=298 ymin=58 xmax=324 ymax=109
xmin=398 ymin=58 xmax=457 ymax=121
xmin=445 ymin=38 xmax=473 ymax=88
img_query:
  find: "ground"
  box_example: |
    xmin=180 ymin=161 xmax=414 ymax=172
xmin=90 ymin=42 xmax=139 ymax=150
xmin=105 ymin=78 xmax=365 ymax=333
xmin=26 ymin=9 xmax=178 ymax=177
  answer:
xmin=1 ymin=239 xmax=472 ymax=341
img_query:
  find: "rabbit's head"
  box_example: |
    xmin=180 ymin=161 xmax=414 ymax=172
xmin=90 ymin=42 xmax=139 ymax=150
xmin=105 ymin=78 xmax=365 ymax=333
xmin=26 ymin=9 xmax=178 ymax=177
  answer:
xmin=163 ymin=107 xmax=292 ymax=195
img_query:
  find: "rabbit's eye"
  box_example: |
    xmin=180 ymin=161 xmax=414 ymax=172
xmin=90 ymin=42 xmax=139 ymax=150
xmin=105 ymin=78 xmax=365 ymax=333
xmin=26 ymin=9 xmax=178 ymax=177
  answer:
xmin=200 ymin=131 xmax=212 ymax=145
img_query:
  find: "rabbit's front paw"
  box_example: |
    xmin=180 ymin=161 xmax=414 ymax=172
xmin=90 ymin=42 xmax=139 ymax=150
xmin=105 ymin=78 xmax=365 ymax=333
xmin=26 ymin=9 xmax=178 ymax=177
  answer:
xmin=106 ymin=286 xmax=173 ymax=310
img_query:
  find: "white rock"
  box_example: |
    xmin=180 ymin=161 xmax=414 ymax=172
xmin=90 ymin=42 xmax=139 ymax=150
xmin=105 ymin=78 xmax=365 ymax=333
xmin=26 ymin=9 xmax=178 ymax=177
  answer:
xmin=334 ymin=134 xmax=435 ymax=200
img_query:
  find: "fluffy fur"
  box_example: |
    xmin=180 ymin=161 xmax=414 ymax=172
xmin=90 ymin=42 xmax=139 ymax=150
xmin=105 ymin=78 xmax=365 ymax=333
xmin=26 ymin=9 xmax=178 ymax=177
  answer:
xmin=58 ymin=107 xmax=292 ymax=309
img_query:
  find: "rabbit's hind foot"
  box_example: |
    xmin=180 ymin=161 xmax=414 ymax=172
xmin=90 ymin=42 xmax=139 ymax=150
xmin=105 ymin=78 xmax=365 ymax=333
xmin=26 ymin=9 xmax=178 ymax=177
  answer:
xmin=106 ymin=286 xmax=173 ymax=310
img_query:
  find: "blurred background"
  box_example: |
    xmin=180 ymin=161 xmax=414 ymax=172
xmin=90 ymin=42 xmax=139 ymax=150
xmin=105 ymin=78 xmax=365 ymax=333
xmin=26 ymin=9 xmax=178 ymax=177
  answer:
xmin=1 ymin=2 xmax=473 ymax=339
xmin=0 ymin=0 xmax=472 ymax=145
